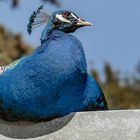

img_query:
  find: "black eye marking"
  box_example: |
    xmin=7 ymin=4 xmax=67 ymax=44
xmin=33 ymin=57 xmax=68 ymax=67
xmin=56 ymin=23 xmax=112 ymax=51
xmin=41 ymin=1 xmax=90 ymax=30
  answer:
xmin=62 ymin=12 xmax=71 ymax=20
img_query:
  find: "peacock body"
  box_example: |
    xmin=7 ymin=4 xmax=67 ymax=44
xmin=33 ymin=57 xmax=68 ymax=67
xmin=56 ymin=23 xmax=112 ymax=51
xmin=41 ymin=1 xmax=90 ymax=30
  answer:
xmin=0 ymin=6 xmax=108 ymax=121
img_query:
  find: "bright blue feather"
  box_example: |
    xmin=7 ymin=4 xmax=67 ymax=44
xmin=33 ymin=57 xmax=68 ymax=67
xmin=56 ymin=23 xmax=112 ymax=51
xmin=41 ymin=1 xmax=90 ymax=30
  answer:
xmin=0 ymin=30 xmax=107 ymax=121
xmin=0 ymin=8 xmax=108 ymax=121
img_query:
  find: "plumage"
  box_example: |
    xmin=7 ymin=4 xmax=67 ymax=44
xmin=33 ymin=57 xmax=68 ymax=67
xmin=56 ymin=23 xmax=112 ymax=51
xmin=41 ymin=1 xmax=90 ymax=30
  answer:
xmin=0 ymin=7 xmax=108 ymax=121
xmin=27 ymin=5 xmax=49 ymax=35
xmin=0 ymin=57 xmax=25 ymax=74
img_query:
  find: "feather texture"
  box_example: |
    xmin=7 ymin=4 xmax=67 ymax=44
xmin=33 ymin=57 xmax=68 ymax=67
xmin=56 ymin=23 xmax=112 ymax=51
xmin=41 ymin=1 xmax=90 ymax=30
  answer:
xmin=27 ymin=5 xmax=49 ymax=35
xmin=0 ymin=57 xmax=26 ymax=75
xmin=0 ymin=9 xmax=108 ymax=121
xmin=0 ymin=30 xmax=108 ymax=121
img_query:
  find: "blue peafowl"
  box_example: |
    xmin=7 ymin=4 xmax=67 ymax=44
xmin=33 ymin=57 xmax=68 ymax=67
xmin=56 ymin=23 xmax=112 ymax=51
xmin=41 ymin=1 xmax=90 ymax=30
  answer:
xmin=0 ymin=6 xmax=108 ymax=121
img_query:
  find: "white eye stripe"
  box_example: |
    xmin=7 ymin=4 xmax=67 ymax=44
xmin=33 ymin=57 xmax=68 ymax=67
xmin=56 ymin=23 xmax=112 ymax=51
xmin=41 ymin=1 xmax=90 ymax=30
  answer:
xmin=71 ymin=13 xmax=78 ymax=19
xmin=56 ymin=14 xmax=71 ymax=23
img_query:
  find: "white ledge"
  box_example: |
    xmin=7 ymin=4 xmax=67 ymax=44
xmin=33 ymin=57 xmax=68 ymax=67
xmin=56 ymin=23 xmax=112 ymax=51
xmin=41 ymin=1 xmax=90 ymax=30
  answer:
xmin=0 ymin=110 xmax=140 ymax=140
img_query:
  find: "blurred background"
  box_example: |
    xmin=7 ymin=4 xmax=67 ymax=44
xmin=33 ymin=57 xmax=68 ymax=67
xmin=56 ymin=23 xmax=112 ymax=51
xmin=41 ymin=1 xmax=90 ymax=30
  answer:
xmin=0 ymin=0 xmax=139 ymax=109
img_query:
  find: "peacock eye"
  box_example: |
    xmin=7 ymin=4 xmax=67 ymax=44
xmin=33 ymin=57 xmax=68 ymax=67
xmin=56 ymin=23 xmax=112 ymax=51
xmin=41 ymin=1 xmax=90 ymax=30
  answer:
xmin=62 ymin=13 xmax=71 ymax=20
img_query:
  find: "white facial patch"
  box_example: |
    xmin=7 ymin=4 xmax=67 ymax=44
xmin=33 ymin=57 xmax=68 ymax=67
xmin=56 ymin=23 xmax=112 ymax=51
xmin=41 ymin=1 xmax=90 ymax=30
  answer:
xmin=56 ymin=14 xmax=71 ymax=23
xmin=71 ymin=13 xmax=78 ymax=20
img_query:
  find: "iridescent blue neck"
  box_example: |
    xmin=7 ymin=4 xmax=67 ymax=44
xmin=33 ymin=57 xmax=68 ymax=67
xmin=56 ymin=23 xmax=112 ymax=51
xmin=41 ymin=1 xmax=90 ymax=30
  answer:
xmin=40 ymin=22 xmax=54 ymax=43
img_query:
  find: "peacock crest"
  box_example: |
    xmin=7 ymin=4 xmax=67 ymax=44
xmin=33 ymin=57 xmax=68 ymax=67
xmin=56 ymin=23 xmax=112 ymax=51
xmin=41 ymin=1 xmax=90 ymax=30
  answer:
xmin=27 ymin=5 xmax=50 ymax=35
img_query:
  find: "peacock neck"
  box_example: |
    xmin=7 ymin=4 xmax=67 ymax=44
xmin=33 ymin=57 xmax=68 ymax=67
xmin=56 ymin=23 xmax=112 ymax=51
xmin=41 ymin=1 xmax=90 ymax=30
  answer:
xmin=40 ymin=24 xmax=69 ymax=44
xmin=40 ymin=22 xmax=54 ymax=43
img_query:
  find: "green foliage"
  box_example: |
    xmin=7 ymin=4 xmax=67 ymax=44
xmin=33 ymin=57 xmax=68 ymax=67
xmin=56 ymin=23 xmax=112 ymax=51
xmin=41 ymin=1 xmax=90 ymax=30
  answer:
xmin=91 ymin=63 xmax=140 ymax=109
xmin=0 ymin=26 xmax=33 ymax=66
xmin=104 ymin=62 xmax=119 ymax=85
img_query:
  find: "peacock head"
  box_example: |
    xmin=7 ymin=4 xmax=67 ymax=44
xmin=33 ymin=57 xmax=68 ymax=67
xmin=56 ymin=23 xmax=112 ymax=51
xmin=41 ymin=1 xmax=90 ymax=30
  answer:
xmin=27 ymin=5 xmax=92 ymax=35
xmin=49 ymin=10 xmax=92 ymax=33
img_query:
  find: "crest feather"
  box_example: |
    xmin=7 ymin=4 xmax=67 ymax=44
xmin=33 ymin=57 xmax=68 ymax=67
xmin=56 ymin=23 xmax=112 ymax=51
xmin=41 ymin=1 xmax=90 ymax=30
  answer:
xmin=27 ymin=5 xmax=50 ymax=35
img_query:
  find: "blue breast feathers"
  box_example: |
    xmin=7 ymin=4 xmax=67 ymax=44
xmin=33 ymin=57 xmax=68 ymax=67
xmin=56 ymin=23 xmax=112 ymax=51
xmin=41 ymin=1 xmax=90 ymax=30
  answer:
xmin=0 ymin=30 xmax=107 ymax=121
xmin=0 ymin=30 xmax=86 ymax=120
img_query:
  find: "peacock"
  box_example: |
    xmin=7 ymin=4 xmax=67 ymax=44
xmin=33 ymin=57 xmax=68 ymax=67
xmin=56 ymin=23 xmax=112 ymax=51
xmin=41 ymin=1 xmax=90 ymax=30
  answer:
xmin=0 ymin=6 xmax=108 ymax=121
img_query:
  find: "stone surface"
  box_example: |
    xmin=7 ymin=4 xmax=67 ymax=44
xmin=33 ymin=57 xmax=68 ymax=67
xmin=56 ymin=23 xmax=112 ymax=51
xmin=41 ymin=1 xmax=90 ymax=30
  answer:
xmin=0 ymin=110 xmax=140 ymax=140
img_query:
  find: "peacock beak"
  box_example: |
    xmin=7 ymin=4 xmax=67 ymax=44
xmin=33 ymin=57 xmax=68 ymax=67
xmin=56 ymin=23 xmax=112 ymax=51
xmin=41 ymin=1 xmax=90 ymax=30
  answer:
xmin=76 ymin=19 xmax=93 ymax=26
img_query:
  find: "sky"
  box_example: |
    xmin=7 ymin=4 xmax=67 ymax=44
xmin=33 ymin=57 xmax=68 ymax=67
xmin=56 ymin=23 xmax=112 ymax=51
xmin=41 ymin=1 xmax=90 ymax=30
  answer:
xmin=0 ymin=0 xmax=140 ymax=76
